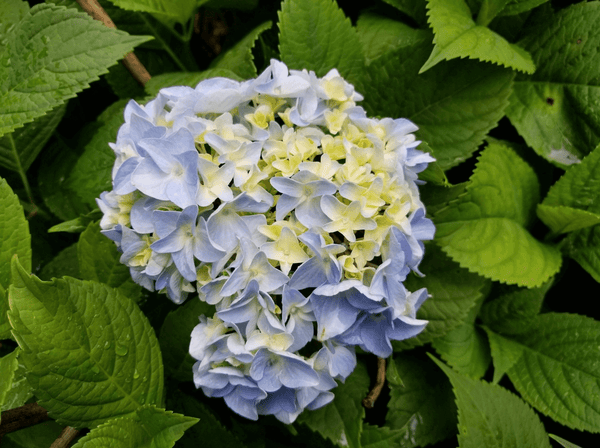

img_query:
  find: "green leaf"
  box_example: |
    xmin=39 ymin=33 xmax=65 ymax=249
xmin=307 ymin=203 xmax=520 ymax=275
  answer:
xmin=68 ymin=101 xmax=128 ymax=210
xmin=435 ymin=142 xmax=562 ymax=287
xmin=498 ymin=0 xmax=548 ymax=17
xmin=382 ymin=0 xmax=428 ymax=27
xmin=0 ymin=177 xmax=31 ymax=289
xmin=159 ymin=298 xmax=213 ymax=382
xmin=431 ymin=294 xmax=491 ymax=379
xmin=105 ymin=0 xmax=197 ymax=26
xmin=479 ymin=283 xmax=550 ymax=335
xmin=0 ymin=351 xmax=34 ymax=412
xmin=430 ymin=355 xmax=552 ymax=448
xmin=567 ymin=225 xmax=600 ymax=282
xmin=548 ymin=434 xmax=582 ymax=448
xmin=361 ymin=424 xmax=404 ymax=448
xmin=359 ymin=40 xmax=514 ymax=170
xmin=501 ymin=313 xmax=600 ymax=432
xmin=0 ymin=348 xmax=19 ymax=417
xmin=394 ymin=244 xmax=490 ymax=351
xmin=167 ymin=390 xmax=247 ymax=448
xmin=0 ymin=4 xmax=152 ymax=137
xmin=356 ymin=13 xmax=430 ymax=63
xmin=0 ymin=0 xmax=29 ymax=55
xmin=0 ymin=104 xmax=66 ymax=173
xmin=297 ymin=360 xmax=369 ymax=448
xmin=278 ymin=0 xmax=363 ymax=84
xmin=386 ymin=352 xmax=457 ymax=447
xmin=475 ymin=0 xmax=511 ymax=26
xmin=39 ymin=243 xmax=80 ymax=281
xmin=77 ymin=221 xmax=141 ymax=301
xmin=537 ymin=143 xmax=600 ymax=234
xmin=145 ymin=68 xmax=243 ymax=97
xmin=2 ymin=421 xmax=66 ymax=448
xmin=8 ymin=257 xmax=164 ymax=428
xmin=0 ymin=284 xmax=10 ymax=339
xmin=211 ymin=21 xmax=272 ymax=80
xmin=421 ymin=0 xmax=535 ymax=73
xmin=72 ymin=405 xmax=198 ymax=448
xmin=505 ymin=2 xmax=600 ymax=167
xmin=483 ymin=326 xmax=524 ymax=384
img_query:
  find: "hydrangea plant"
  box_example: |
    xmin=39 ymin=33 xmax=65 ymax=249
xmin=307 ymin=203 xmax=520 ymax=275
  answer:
xmin=97 ymin=59 xmax=435 ymax=422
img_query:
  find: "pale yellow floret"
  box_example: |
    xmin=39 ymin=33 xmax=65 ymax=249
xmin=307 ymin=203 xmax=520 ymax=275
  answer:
xmin=261 ymin=227 xmax=309 ymax=275
xmin=245 ymin=104 xmax=274 ymax=129
xmin=324 ymin=108 xmax=347 ymax=134
xmin=321 ymin=76 xmax=348 ymax=102
xmin=335 ymin=154 xmax=375 ymax=185
xmin=321 ymin=135 xmax=346 ymax=161
xmin=350 ymin=239 xmax=380 ymax=269
xmin=130 ymin=234 xmax=159 ymax=267
xmin=278 ymin=107 xmax=294 ymax=127
xmin=339 ymin=255 xmax=363 ymax=281
xmin=299 ymin=153 xmax=340 ymax=181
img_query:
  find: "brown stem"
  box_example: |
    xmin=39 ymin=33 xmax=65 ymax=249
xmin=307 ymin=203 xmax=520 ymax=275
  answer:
xmin=50 ymin=426 xmax=80 ymax=448
xmin=75 ymin=0 xmax=151 ymax=86
xmin=0 ymin=403 xmax=49 ymax=438
xmin=362 ymin=357 xmax=386 ymax=409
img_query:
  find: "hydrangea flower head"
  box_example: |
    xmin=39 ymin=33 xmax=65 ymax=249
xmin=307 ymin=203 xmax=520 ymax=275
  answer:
xmin=98 ymin=59 xmax=435 ymax=423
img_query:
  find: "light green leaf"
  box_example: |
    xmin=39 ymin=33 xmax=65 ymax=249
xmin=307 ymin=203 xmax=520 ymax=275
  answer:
xmin=382 ymin=0 xmax=428 ymax=27
xmin=479 ymin=283 xmax=550 ymax=335
xmin=211 ymin=21 xmax=272 ymax=79
xmin=394 ymin=244 xmax=490 ymax=351
xmin=360 ymin=40 xmax=514 ymax=170
xmin=8 ymin=257 xmax=164 ymax=429
xmin=67 ymin=100 xmax=128 ymax=209
xmin=278 ymin=0 xmax=363 ymax=84
xmin=503 ymin=313 xmax=600 ymax=432
xmin=475 ymin=0 xmax=511 ymax=27
xmin=145 ymin=68 xmax=243 ymax=97
xmin=0 ymin=104 xmax=66 ymax=173
xmin=106 ymin=0 xmax=197 ymax=26
xmin=435 ymin=142 xmax=562 ymax=287
xmin=498 ymin=0 xmax=548 ymax=16
xmin=567 ymin=225 xmax=600 ymax=283
xmin=159 ymin=298 xmax=213 ymax=382
xmin=506 ymin=2 xmax=600 ymax=167
xmin=297 ymin=361 xmax=369 ymax=448
xmin=72 ymin=405 xmax=198 ymax=448
xmin=0 ymin=0 xmax=29 ymax=54
xmin=0 ymin=4 xmax=152 ymax=137
xmin=0 ymin=284 xmax=10 ymax=339
xmin=1 ymin=352 xmax=34 ymax=412
xmin=356 ymin=13 xmax=430 ymax=63
xmin=431 ymin=355 xmax=552 ymax=448
xmin=78 ymin=221 xmax=141 ymax=301
xmin=537 ymin=143 xmax=600 ymax=234
xmin=483 ymin=327 xmax=524 ymax=384
xmin=361 ymin=424 xmax=404 ymax=448
xmin=548 ymin=434 xmax=582 ymax=448
xmin=386 ymin=352 xmax=457 ymax=447
xmin=0 ymin=348 xmax=19 ymax=417
xmin=0 ymin=177 xmax=31 ymax=290
xmin=421 ymin=0 xmax=535 ymax=73
xmin=431 ymin=294 xmax=491 ymax=378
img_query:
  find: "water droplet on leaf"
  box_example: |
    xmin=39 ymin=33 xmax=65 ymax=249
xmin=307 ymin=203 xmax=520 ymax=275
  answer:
xmin=115 ymin=344 xmax=128 ymax=356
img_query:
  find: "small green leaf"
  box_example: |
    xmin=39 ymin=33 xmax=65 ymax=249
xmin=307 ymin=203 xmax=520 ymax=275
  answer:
xmin=498 ymin=0 xmax=549 ymax=17
xmin=145 ymin=68 xmax=243 ymax=97
xmin=506 ymin=2 xmax=600 ymax=167
xmin=435 ymin=142 xmax=562 ymax=287
xmin=0 ymin=348 xmax=19 ymax=416
xmin=297 ymin=360 xmax=369 ymax=448
xmin=105 ymin=0 xmax=197 ymax=26
xmin=0 ymin=0 xmax=29 ymax=54
xmin=567 ymin=225 xmax=600 ymax=282
xmin=211 ymin=21 xmax=272 ymax=79
xmin=421 ymin=0 xmax=535 ymax=73
xmin=39 ymin=244 xmax=80 ymax=281
xmin=0 ymin=4 xmax=152 ymax=137
xmin=359 ymin=40 xmax=514 ymax=170
xmin=430 ymin=355 xmax=552 ymax=448
xmin=538 ymin=143 xmax=600 ymax=234
xmin=0 ymin=351 xmax=34 ymax=412
xmin=479 ymin=283 xmax=550 ymax=335
xmin=0 ymin=284 xmax=10 ymax=339
xmin=0 ymin=177 xmax=31 ymax=289
xmin=548 ymin=434 xmax=583 ymax=448
xmin=483 ymin=327 xmax=524 ymax=384
xmin=8 ymin=257 xmax=164 ymax=428
xmin=71 ymin=405 xmax=198 ymax=448
xmin=0 ymin=104 xmax=65 ymax=177
xmin=68 ymin=101 xmax=128 ymax=210
xmin=386 ymin=352 xmax=457 ymax=447
xmin=159 ymin=298 xmax=214 ymax=382
xmin=503 ymin=313 xmax=600 ymax=432
xmin=361 ymin=424 xmax=404 ymax=448
xmin=382 ymin=0 xmax=428 ymax=27
xmin=356 ymin=12 xmax=430 ymax=63
xmin=431 ymin=294 xmax=491 ymax=379
xmin=394 ymin=244 xmax=490 ymax=351
xmin=278 ymin=0 xmax=363 ymax=84
xmin=475 ymin=0 xmax=511 ymax=26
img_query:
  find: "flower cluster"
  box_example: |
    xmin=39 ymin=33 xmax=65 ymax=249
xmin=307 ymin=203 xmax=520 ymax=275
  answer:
xmin=98 ymin=59 xmax=435 ymax=423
